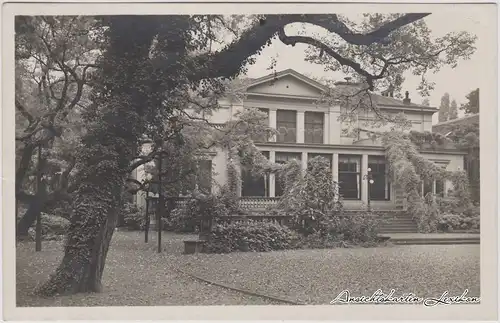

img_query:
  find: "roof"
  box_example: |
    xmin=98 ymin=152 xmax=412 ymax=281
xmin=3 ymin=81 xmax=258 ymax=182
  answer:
xmin=240 ymin=69 xmax=437 ymax=111
xmin=244 ymin=68 xmax=328 ymax=93
xmin=432 ymin=113 xmax=479 ymax=134
xmin=373 ymin=94 xmax=434 ymax=110
xmin=352 ymin=135 xmax=464 ymax=153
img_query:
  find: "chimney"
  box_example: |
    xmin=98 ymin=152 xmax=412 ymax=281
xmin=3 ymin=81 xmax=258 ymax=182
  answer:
xmin=403 ymin=91 xmax=411 ymax=104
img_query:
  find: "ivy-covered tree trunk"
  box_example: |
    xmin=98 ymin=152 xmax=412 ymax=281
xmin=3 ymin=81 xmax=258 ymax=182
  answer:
xmin=37 ymin=16 xmax=162 ymax=296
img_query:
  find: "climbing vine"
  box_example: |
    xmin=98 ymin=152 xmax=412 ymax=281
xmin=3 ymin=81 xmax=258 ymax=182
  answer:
xmin=407 ymin=130 xmax=449 ymax=149
xmin=381 ymin=131 xmax=472 ymax=232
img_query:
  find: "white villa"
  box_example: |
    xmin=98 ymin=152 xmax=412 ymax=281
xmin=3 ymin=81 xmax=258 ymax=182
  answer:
xmin=133 ymin=69 xmax=466 ymax=212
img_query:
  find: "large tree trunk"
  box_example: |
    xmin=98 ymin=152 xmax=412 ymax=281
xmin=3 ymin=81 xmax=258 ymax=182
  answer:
xmin=37 ymin=167 xmax=128 ymax=295
xmin=37 ymin=16 xmax=163 ymax=296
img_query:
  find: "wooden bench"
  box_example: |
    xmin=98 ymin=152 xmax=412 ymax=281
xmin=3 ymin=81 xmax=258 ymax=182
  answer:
xmin=183 ymin=240 xmax=206 ymax=254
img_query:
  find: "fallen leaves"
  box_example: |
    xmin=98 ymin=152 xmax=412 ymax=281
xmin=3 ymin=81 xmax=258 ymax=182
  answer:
xmin=16 ymin=231 xmax=480 ymax=306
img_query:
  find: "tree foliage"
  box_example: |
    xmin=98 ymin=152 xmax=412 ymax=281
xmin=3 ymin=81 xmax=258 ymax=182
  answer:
xmin=438 ymin=92 xmax=450 ymax=122
xmin=15 ymin=16 xmax=101 ymax=237
xmin=460 ymin=88 xmax=479 ymax=114
xmin=449 ymin=99 xmax=458 ymax=120
xmin=303 ymin=13 xmax=476 ymax=97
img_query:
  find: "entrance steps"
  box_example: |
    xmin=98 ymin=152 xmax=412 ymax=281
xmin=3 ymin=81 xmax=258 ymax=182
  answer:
xmin=343 ymin=210 xmax=419 ymax=234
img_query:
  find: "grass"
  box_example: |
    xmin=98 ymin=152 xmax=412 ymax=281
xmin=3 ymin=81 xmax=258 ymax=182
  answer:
xmin=16 ymin=231 xmax=480 ymax=306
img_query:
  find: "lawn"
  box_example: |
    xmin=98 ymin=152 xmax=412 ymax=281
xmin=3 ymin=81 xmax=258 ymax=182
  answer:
xmin=16 ymin=231 xmax=480 ymax=306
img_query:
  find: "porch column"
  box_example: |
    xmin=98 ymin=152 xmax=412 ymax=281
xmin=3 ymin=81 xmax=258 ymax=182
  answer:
xmin=332 ymin=153 xmax=339 ymax=201
xmin=332 ymin=153 xmax=339 ymax=182
xmin=328 ymin=107 xmax=341 ymax=145
xmin=361 ymin=154 xmax=369 ymax=204
xmin=301 ymin=152 xmax=308 ymax=171
xmin=269 ymin=150 xmax=276 ymax=197
xmin=297 ymin=111 xmax=305 ymax=144
xmin=269 ymin=109 xmax=277 ymax=142
xmin=323 ymin=112 xmax=329 ymax=144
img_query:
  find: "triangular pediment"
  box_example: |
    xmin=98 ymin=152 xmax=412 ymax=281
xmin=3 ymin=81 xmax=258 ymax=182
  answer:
xmin=245 ymin=70 xmax=325 ymax=98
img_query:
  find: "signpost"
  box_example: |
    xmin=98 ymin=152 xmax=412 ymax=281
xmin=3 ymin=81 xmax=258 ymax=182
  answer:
xmin=157 ymin=153 xmax=163 ymax=253
xmin=144 ymin=186 xmax=150 ymax=243
xmin=35 ymin=144 xmax=42 ymax=252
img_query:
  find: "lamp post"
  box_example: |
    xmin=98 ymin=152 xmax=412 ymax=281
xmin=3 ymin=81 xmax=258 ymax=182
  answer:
xmin=363 ymin=167 xmax=375 ymax=212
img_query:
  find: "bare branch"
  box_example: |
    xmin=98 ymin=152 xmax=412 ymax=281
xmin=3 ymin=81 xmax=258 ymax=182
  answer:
xmin=15 ymin=99 xmax=35 ymax=124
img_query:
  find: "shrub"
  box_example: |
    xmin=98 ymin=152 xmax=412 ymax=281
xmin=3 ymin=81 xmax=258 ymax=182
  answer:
xmin=286 ymin=212 xmax=382 ymax=249
xmin=336 ymin=212 xmax=382 ymax=244
xmin=435 ymin=197 xmax=460 ymax=213
xmin=25 ymin=213 xmax=70 ymax=241
xmin=437 ymin=213 xmax=480 ymax=232
xmin=122 ymin=203 xmax=144 ymax=231
xmin=163 ymin=207 xmax=199 ymax=233
xmin=435 ymin=197 xmax=480 ymax=232
xmin=274 ymin=157 xmax=342 ymax=236
xmin=163 ymin=191 xmax=235 ymax=233
xmin=436 ymin=197 xmax=480 ymax=216
xmin=204 ymin=221 xmax=300 ymax=253
xmin=40 ymin=213 xmax=70 ymax=235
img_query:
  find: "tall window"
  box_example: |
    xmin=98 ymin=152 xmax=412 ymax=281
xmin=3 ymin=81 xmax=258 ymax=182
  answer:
xmin=338 ymin=155 xmax=361 ymax=199
xmin=305 ymin=112 xmax=324 ymax=144
xmin=241 ymin=151 xmax=269 ymax=197
xmin=276 ymin=110 xmax=297 ymax=143
xmin=308 ymin=153 xmax=332 ymax=169
xmin=435 ymin=178 xmax=445 ymax=197
xmin=423 ymin=179 xmax=433 ymax=197
xmin=275 ymin=152 xmax=301 ymax=196
xmin=368 ymin=156 xmax=390 ymax=200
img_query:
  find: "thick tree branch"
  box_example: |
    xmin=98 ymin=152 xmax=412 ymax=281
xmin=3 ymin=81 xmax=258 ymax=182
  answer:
xmin=364 ymin=13 xmax=430 ymax=43
xmin=277 ymin=29 xmax=380 ymax=90
xmin=128 ymin=143 xmax=162 ymax=172
xmin=186 ymin=13 xmax=430 ymax=82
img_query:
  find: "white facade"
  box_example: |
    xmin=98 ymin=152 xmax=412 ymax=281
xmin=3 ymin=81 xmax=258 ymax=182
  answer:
xmin=134 ymin=69 xmax=466 ymax=211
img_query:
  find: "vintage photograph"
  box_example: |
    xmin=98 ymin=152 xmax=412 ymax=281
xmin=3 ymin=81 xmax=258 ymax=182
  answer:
xmin=7 ymin=3 xmax=494 ymax=317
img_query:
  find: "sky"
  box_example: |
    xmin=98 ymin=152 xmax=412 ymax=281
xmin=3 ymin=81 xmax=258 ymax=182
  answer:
xmin=242 ymin=12 xmax=484 ymax=124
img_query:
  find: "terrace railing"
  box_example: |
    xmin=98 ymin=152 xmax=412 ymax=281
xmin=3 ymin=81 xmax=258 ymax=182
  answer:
xmin=238 ymin=196 xmax=280 ymax=211
xmin=164 ymin=196 xmax=281 ymax=211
